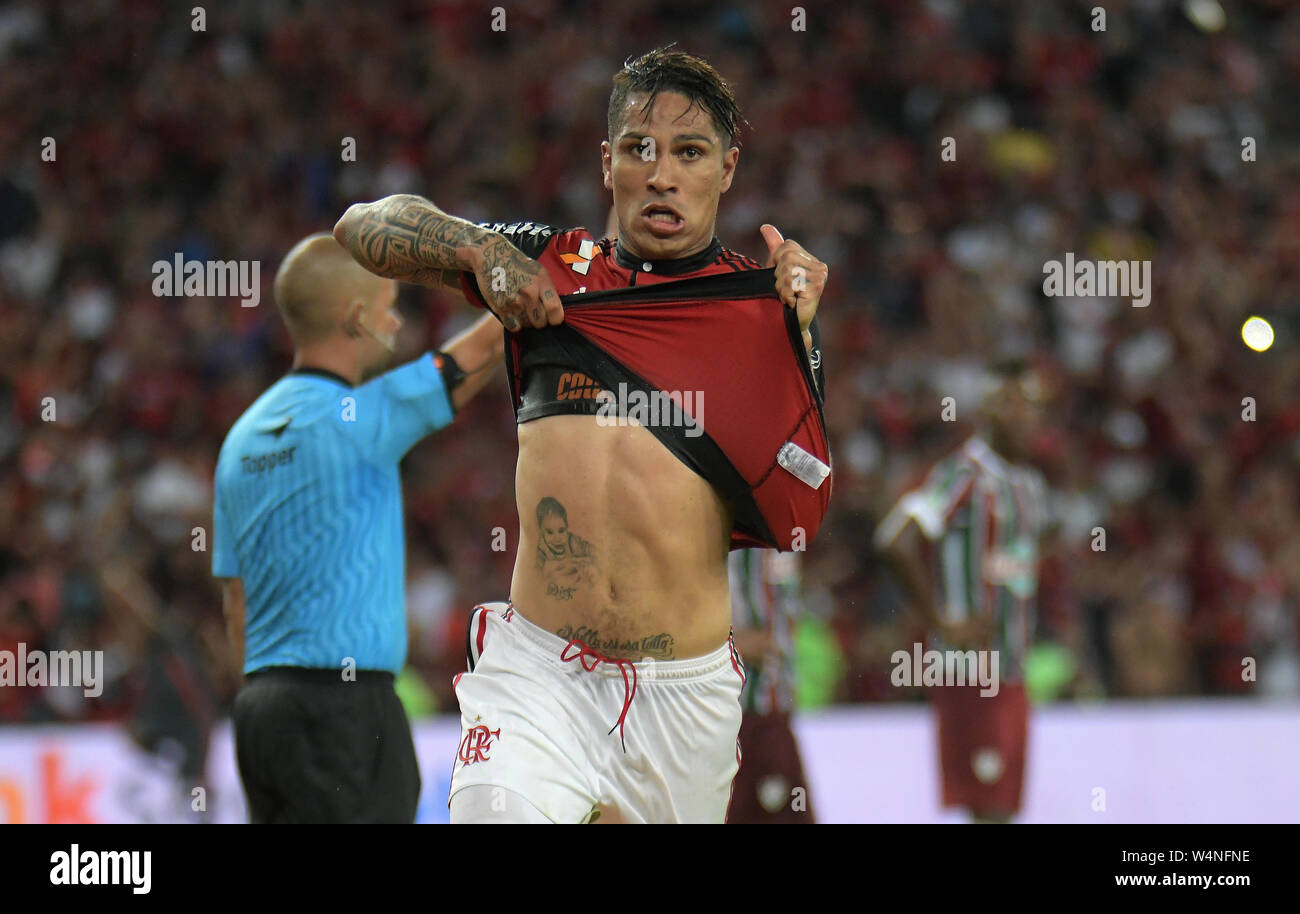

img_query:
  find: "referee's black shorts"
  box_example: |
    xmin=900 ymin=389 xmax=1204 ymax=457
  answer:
xmin=232 ymin=667 xmax=421 ymax=824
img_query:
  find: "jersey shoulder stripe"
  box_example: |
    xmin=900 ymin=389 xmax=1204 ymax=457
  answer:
xmin=475 ymin=220 xmax=569 ymax=260
xmin=720 ymin=248 xmax=764 ymax=271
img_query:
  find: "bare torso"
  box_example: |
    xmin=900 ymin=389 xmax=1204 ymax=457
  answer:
xmin=510 ymin=414 xmax=733 ymax=660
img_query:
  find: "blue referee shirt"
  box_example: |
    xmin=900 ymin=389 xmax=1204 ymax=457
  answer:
xmin=212 ymin=355 xmax=454 ymax=676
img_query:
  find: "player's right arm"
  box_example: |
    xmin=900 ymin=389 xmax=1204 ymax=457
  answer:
xmin=877 ymin=514 xmax=994 ymax=648
xmin=875 ymin=517 xmax=943 ymax=633
xmin=873 ymin=457 xmax=976 ymax=641
xmin=333 ymin=194 xmax=564 ymax=331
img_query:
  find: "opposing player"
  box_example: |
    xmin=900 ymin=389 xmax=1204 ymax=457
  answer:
xmin=726 ymin=548 xmax=817 ymax=824
xmin=335 ymin=47 xmax=830 ymax=823
xmin=874 ymin=369 xmax=1050 ymax=823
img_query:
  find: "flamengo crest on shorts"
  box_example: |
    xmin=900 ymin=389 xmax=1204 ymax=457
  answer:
xmin=458 ymin=723 xmax=501 ymax=766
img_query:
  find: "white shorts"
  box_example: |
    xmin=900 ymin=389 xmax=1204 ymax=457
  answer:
xmin=448 ymin=601 xmax=746 ymax=823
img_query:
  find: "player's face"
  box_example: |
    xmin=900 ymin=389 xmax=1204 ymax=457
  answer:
xmin=990 ymin=382 xmax=1039 ymax=461
xmin=541 ymin=514 xmax=569 ymax=555
xmin=602 ymin=90 xmax=738 ymax=261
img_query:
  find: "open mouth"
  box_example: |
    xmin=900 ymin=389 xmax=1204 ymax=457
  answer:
xmin=641 ymin=203 xmax=685 ymax=233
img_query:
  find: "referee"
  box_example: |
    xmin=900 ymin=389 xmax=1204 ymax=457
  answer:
xmin=212 ymin=233 xmax=503 ymax=823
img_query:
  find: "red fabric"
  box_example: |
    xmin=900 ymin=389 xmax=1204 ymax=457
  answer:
xmin=457 ymin=230 xmax=758 ymax=303
xmin=474 ymin=607 xmax=488 ymax=658
xmin=727 ymin=710 xmax=816 ymax=824
xmin=931 ymin=683 xmax=1029 ymax=815
xmin=464 ymin=230 xmax=832 ymax=551
xmin=565 ymin=292 xmax=830 ymax=550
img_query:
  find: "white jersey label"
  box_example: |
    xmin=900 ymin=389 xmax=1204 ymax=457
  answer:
xmin=777 ymin=441 xmax=830 ymax=489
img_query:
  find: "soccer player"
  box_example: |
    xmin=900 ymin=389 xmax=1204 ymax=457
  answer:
xmin=726 ymin=548 xmax=817 ymax=824
xmin=874 ymin=370 xmax=1049 ymax=823
xmin=212 ymin=233 xmax=504 ymax=823
xmin=334 ymin=47 xmax=830 ymax=823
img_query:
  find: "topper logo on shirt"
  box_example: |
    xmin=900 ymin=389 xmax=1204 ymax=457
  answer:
xmin=559 ymin=238 xmax=601 ymax=275
xmin=458 ymin=725 xmax=501 ymax=765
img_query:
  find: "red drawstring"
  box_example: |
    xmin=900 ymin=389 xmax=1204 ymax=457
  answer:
xmin=560 ymin=639 xmax=639 ymax=752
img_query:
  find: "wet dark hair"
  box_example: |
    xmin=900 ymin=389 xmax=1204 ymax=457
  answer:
xmin=536 ymin=496 xmax=567 ymax=527
xmin=607 ymin=44 xmax=747 ymax=149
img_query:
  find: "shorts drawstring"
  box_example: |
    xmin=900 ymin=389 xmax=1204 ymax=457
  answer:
xmin=559 ymin=639 xmax=639 ymax=753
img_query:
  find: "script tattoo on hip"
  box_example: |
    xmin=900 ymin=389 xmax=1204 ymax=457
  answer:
xmin=555 ymin=625 xmax=677 ymax=661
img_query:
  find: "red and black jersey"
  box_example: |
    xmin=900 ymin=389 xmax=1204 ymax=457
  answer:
xmin=458 ymin=221 xmax=830 ymax=552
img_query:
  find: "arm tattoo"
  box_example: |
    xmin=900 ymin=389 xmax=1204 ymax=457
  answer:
xmin=534 ymin=496 xmax=596 ymax=601
xmin=437 ymin=268 xmax=463 ymax=295
xmin=555 ymin=625 xmax=677 ymax=661
xmin=338 ymin=194 xmax=494 ymax=286
xmin=477 ymin=235 xmax=546 ymax=312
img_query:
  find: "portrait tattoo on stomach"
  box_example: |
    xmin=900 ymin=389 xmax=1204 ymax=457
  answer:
xmin=534 ymin=496 xmax=597 ymax=600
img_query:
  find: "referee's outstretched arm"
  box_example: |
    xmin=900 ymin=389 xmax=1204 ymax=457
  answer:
xmin=435 ymin=313 xmax=506 ymax=412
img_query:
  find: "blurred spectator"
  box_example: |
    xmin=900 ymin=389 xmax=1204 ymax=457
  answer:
xmin=0 ymin=0 xmax=1297 ymax=729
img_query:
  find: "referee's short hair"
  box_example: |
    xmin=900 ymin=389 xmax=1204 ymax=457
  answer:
xmin=274 ymin=233 xmax=389 ymax=345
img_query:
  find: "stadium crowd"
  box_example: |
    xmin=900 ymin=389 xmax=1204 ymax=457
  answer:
xmin=1 ymin=0 xmax=1298 ymax=779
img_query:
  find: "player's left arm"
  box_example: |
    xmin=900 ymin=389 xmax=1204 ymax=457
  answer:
xmin=760 ymin=224 xmax=828 ymax=353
